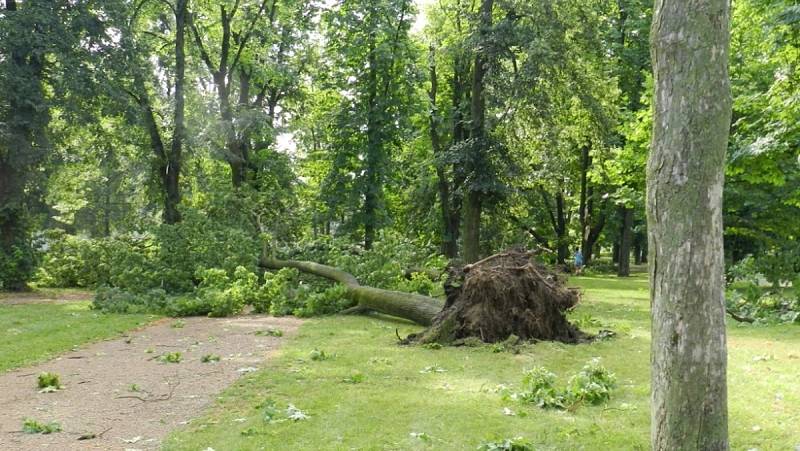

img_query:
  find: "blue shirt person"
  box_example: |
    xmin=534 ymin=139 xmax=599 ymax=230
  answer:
xmin=573 ymin=248 xmax=584 ymax=274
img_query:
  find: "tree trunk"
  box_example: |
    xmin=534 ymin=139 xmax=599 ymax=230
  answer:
xmin=634 ymin=230 xmax=646 ymax=265
xmin=579 ymin=145 xmax=593 ymax=263
xmin=165 ymin=0 xmax=188 ymax=224
xmin=260 ymin=257 xmax=442 ymax=326
xmin=649 ymin=0 xmax=731 ymax=448
xmin=428 ymin=46 xmax=458 ymax=258
xmin=462 ymin=0 xmax=493 ymax=264
xmin=363 ymin=31 xmax=380 ymax=250
xmin=462 ymin=191 xmax=482 ymax=263
xmin=555 ymin=191 xmax=568 ymax=265
xmin=1 ymin=0 xmax=48 ymax=289
xmin=617 ymin=206 xmax=633 ymax=277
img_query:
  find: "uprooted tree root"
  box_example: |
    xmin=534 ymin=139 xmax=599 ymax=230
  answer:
xmin=403 ymin=250 xmax=586 ymax=345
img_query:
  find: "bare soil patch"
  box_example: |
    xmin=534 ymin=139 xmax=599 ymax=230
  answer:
xmin=0 ymin=315 xmax=302 ymax=450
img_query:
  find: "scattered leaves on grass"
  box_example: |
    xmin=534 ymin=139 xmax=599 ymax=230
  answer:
xmin=478 ymin=436 xmax=535 ymax=451
xmin=420 ymin=364 xmax=447 ymax=374
xmin=286 ymin=404 xmax=310 ymax=421
xmin=259 ymin=399 xmax=280 ymax=422
xmin=422 ymin=342 xmax=442 ymax=350
xmin=410 ymin=432 xmax=432 ymax=442
xmin=341 ymin=372 xmax=365 ymax=384
xmin=23 ymin=418 xmax=62 ymax=435
xmin=309 ymin=349 xmax=330 ymax=361
xmin=257 ymin=399 xmax=310 ymax=423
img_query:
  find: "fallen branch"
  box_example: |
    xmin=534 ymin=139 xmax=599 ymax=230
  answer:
xmin=726 ymin=309 xmax=755 ymax=323
xmin=260 ymin=256 xmax=443 ymax=326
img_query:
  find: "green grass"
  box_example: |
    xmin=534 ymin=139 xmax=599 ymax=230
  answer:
xmin=151 ymin=273 xmax=795 ymax=449
xmin=0 ymin=298 xmax=157 ymax=373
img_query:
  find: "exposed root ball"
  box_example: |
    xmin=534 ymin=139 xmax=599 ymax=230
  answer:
xmin=405 ymin=250 xmax=584 ymax=344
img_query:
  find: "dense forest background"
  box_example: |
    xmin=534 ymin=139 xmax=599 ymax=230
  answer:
xmin=1 ymin=0 xmax=798 ymax=309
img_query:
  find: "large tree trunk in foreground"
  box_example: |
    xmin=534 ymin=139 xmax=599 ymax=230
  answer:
xmin=260 ymin=257 xmax=442 ymax=326
xmin=649 ymin=0 xmax=731 ymax=448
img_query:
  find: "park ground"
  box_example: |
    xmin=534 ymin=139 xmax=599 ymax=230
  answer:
xmin=1 ymin=274 xmax=799 ymax=450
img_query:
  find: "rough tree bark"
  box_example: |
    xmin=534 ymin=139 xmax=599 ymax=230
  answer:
xmin=260 ymin=257 xmax=442 ymax=326
xmin=649 ymin=0 xmax=731 ymax=448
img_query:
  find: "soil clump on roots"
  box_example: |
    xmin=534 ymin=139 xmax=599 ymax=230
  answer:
xmin=404 ymin=249 xmax=585 ymax=345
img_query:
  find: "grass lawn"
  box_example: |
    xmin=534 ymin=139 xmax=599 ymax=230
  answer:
xmin=0 ymin=294 xmax=158 ymax=373
xmin=157 ymin=273 xmax=797 ymax=450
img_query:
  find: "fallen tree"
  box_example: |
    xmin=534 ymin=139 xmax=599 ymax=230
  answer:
xmin=261 ymin=249 xmax=586 ymax=344
xmin=405 ymin=250 xmax=585 ymax=344
xmin=260 ymin=257 xmax=442 ymax=326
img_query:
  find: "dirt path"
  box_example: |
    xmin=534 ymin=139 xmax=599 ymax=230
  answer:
xmin=0 ymin=314 xmax=302 ymax=450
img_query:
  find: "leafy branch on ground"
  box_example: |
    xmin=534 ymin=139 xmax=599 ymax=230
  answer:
xmin=506 ymin=359 xmax=616 ymax=410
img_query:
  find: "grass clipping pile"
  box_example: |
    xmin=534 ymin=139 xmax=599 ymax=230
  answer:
xmin=404 ymin=250 xmax=585 ymax=345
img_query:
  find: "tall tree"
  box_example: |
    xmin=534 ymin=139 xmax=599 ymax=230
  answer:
xmin=461 ymin=0 xmax=493 ymax=263
xmin=0 ymin=0 xmax=49 ymax=289
xmin=319 ymin=0 xmax=417 ymax=249
xmin=648 ymin=0 xmax=731 ymax=448
xmin=1 ymin=0 xmax=126 ymax=287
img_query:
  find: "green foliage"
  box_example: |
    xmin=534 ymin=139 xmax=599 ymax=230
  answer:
xmin=280 ymin=232 xmax=447 ymax=295
xmin=0 ymin=237 xmax=37 ymax=291
xmin=253 ymin=268 xmax=298 ymax=314
xmin=309 ymin=349 xmax=330 ymax=361
xmin=295 ymin=285 xmax=352 ymax=318
xmin=23 ymin=418 xmax=62 ymax=435
xmin=36 ymin=211 xmax=259 ymax=295
xmin=341 ymin=372 xmax=365 ymax=384
xmin=515 ymin=360 xmax=616 ymax=409
xmin=201 ymin=354 xmax=221 ymax=363
xmin=37 ymin=372 xmax=61 ymax=390
xmin=566 ymin=359 xmax=617 ymax=405
xmin=726 ymin=256 xmax=800 ymax=323
xmin=159 ymin=352 xmax=182 ymax=364
xmin=516 ymin=367 xmax=567 ymax=409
